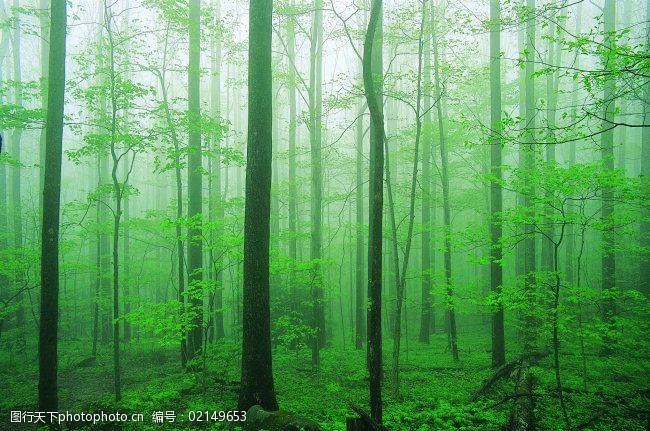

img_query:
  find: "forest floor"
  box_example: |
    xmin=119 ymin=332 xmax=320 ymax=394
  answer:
xmin=0 ymin=329 xmax=647 ymax=430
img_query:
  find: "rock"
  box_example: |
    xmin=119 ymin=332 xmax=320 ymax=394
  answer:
xmin=246 ymin=405 xmax=324 ymax=431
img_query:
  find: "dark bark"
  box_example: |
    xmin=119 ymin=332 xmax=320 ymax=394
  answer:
xmin=238 ymin=0 xmax=278 ymax=412
xmin=38 ymin=0 xmax=66 ymax=413
xmin=363 ymin=0 xmax=384 ymax=423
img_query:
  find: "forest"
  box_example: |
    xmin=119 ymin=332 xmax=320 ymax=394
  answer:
xmin=0 ymin=0 xmax=648 ymax=429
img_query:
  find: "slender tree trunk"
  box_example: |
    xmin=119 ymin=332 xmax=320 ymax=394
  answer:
xmin=355 ymin=101 xmax=366 ymax=350
xmin=38 ymin=0 xmax=66 ymax=413
xmin=309 ymin=0 xmax=325 ymax=368
xmin=287 ymin=1 xmax=299 ymax=310
xmin=431 ymin=2 xmax=458 ymax=362
xmin=11 ymin=0 xmax=25 ymax=350
xmin=641 ymin=0 xmax=650 ymax=298
xmin=419 ymin=0 xmax=432 ymax=344
xmin=489 ymin=0 xmax=505 ymax=368
xmin=541 ymin=10 xmax=561 ymax=273
xmin=600 ymin=0 xmax=616 ymax=353
xmin=122 ymin=153 xmax=131 ymax=343
xmin=38 ymin=0 xmax=49 ymax=223
xmin=389 ymin=0 xmax=426 ymax=396
xmin=238 ymin=0 xmax=278 ymax=412
xmin=363 ymin=0 xmax=384 ymax=422
xmin=187 ymin=0 xmax=203 ymax=362
xmin=0 ymin=2 xmax=8 ymax=342
xmin=103 ymin=1 xmax=123 ymax=400
xmin=210 ymin=0 xmax=224 ymax=341
xmin=522 ymin=0 xmax=537 ymax=353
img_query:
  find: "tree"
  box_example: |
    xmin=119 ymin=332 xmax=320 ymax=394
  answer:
xmin=38 ymin=0 xmax=67 ymax=413
xmin=522 ymin=0 xmax=537 ymax=352
xmin=363 ymin=0 xmax=384 ymax=423
xmin=309 ymin=0 xmax=325 ymax=368
xmin=600 ymin=0 xmax=616 ymax=351
xmin=489 ymin=0 xmax=505 ymax=368
xmin=11 ymin=0 xmax=26 ymax=351
xmin=238 ymin=0 xmax=279 ymax=413
xmin=186 ymin=0 xmax=203 ymax=363
xmin=431 ymin=1 xmax=458 ymax=362
xmin=419 ymin=0 xmax=432 ymax=344
xmin=642 ymin=0 xmax=650 ymax=298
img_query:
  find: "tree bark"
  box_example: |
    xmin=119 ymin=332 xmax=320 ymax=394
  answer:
xmin=600 ymin=0 xmax=616 ymax=353
xmin=431 ymin=3 xmax=458 ymax=362
xmin=489 ymin=0 xmax=505 ymax=369
xmin=238 ymin=0 xmax=279 ymax=412
xmin=363 ymin=0 xmax=384 ymax=423
xmin=186 ymin=0 xmax=203 ymax=362
xmin=309 ymin=0 xmax=325 ymax=368
xmin=39 ymin=0 xmax=66 ymax=413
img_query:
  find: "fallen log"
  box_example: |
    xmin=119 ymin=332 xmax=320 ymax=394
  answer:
xmin=469 ymin=351 xmax=547 ymax=402
xmin=506 ymin=361 xmax=535 ymax=431
xmin=347 ymin=404 xmax=390 ymax=431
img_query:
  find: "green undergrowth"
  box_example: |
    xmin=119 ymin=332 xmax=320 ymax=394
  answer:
xmin=0 ymin=331 xmax=647 ymax=430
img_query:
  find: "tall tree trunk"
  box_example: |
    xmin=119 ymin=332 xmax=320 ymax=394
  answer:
xmin=541 ymin=10 xmax=560 ymax=273
xmin=122 ymin=153 xmax=131 ymax=343
xmin=103 ymin=1 xmax=122 ymax=400
xmin=38 ymin=0 xmax=49 ymax=223
xmin=0 ymin=1 xmax=10 ymax=344
xmin=210 ymin=0 xmax=224 ymax=341
xmin=187 ymin=0 xmax=203 ymax=362
xmin=522 ymin=0 xmax=537 ymax=353
xmin=431 ymin=2 xmax=458 ymax=362
xmin=489 ymin=0 xmax=505 ymax=368
xmin=287 ymin=0 xmax=299 ymax=309
xmin=600 ymin=0 xmax=616 ymax=353
xmin=363 ymin=0 xmax=384 ymax=423
xmin=388 ymin=0 xmax=427 ymax=396
xmin=38 ymin=0 xmax=66 ymax=413
xmin=238 ymin=0 xmax=278 ymax=412
xmin=419 ymin=0 xmax=432 ymax=344
xmin=309 ymin=0 xmax=325 ymax=368
xmin=11 ymin=0 xmax=25 ymax=350
xmin=641 ymin=0 xmax=650 ymax=298
xmin=355 ymin=101 xmax=366 ymax=350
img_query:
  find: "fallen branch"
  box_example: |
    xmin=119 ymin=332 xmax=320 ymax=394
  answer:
xmin=470 ymin=351 xmax=547 ymax=402
xmin=348 ymin=404 xmax=390 ymax=431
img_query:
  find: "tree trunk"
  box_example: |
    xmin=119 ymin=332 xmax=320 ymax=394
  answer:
xmin=363 ymin=0 xmax=384 ymax=423
xmin=38 ymin=0 xmax=66 ymax=413
xmin=641 ymin=0 xmax=650 ymax=298
xmin=355 ymin=99 xmax=366 ymax=350
xmin=186 ymin=0 xmax=203 ymax=363
xmin=309 ymin=0 xmax=325 ymax=368
xmin=238 ymin=0 xmax=279 ymax=412
xmin=489 ymin=0 xmax=505 ymax=368
xmin=11 ymin=0 xmax=25 ymax=351
xmin=419 ymin=0 xmax=432 ymax=345
xmin=210 ymin=0 xmax=225 ymax=341
xmin=600 ymin=0 xmax=616 ymax=353
xmin=522 ymin=0 xmax=537 ymax=353
xmin=431 ymin=3 xmax=458 ymax=362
